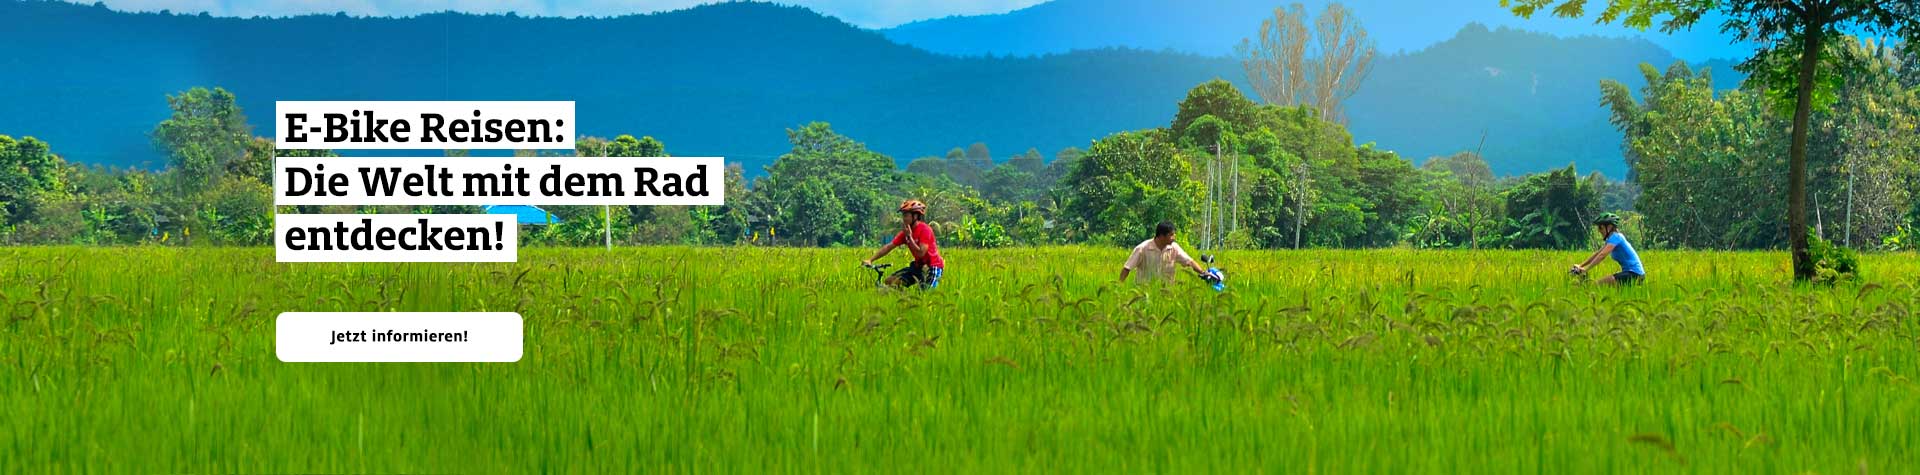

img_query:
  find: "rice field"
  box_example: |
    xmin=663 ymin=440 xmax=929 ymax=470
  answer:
xmin=2 ymin=246 xmax=1918 ymax=473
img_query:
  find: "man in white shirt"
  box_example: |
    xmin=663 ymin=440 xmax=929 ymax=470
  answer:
xmin=1120 ymin=221 xmax=1215 ymax=285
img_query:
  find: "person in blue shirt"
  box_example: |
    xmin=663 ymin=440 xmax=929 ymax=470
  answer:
xmin=1572 ymin=213 xmax=1645 ymax=285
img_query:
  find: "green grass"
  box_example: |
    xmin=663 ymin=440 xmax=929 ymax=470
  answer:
xmin=3 ymin=246 xmax=1918 ymax=473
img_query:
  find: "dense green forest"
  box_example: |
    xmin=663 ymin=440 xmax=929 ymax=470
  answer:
xmin=2 ymin=37 xmax=1917 ymax=251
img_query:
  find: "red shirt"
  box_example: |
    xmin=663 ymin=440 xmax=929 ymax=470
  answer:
xmin=891 ymin=221 xmax=944 ymax=268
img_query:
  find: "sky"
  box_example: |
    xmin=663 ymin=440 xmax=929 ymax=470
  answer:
xmin=73 ymin=0 xmax=1049 ymax=28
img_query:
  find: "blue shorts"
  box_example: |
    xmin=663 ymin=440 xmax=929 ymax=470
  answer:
xmin=889 ymin=266 xmax=943 ymax=289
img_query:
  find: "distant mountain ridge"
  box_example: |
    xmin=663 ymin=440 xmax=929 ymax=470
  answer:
xmin=1 ymin=0 xmax=1235 ymax=173
xmin=1346 ymin=24 xmax=1746 ymax=176
xmin=1 ymin=0 xmax=1739 ymax=178
xmin=883 ymin=0 xmax=1757 ymax=62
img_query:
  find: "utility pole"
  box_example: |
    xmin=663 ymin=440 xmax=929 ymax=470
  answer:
xmin=1212 ymin=140 xmax=1229 ymax=247
xmin=1202 ymin=144 xmax=1213 ymax=251
xmin=1815 ymin=195 xmax=1824 ymax=238
xmin=1230 ymin=146 xmax=1239 ymax=239
xmin=1845 ymin=163 xmax=1855 ymax=247
xmin=1293 ymin=160 xmax=1308 ymax=249
xmin=1212 ymin=140 xmax=1222 ymax=251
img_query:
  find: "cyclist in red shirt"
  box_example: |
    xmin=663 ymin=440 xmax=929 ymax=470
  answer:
xmin=861 ymin=199 xmax=945 ymax=289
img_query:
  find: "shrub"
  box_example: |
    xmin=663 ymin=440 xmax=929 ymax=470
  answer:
xmin=1807 ymin=228 xmax=1859 ymax=284
xmin=1882 ymin=226 xmax=1914 ymax=252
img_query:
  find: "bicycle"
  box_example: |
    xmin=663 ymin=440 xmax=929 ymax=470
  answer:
xmin=862 ymin=262 xmax=895 ymax=290
xmin=1568 ymin=265 xmax=1592 ymax=283
xmin=1197 ymin=267 xmax=1227 ymax=291
xmin=1197 ymin=254 xmax=1227 ymax=292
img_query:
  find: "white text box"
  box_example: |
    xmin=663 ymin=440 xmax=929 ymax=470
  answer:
xmin=274 ymin=156 xmax=726 ymax=206
xmin=275 ymin=214 xmax=517 ymax=263
xmin=275 ymin=101 xmax=574 ymax=150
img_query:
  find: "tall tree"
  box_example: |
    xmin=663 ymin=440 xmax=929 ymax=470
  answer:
xmin=600 ymin=134 xmax=671 ymax=242
xmin=1046 ymin=147 xmax=1082 ymax=185
xmin=607 ymin=135 xmax=667 ymax=158
xmin=1410 ymin=163 xmax=1505 ymax=249
xmin=943 ymin=145 xmax=984 ymax=187
xmin=703 ymin=164 xmax=753 ymax=244
xmin=1307 ymin=3 xmax=1377 ymax=123
xmin=964 ymin=142 xmax=992 ymax=166
xmin=1502 ymin=165 xmax=1601 ymax=249
xmin=981 ymin=164 xmax=1037 ymax=203
xmin=0 ymin=135 xmax=68 ymax=225
xmin=1350 ymin=145 xmax=1428 ymax=247
xmin=1059 ymin=129 xmax=1201 ymax=243
xmin=1237 ymin=2 xmax=1377 ymax=123
xmin=760 ymin=122 xmax=901 ymax=246
xmin=1238 ymin=4 xmax=1309 ymax=110
xmin=237 ymin=137 xmax=335 ymax=184
xmin=151 ymin=87 xmax=250 ymax=192
xmin=1813 ymin=37 xmax=1920 ymax=246
xmin=905 ymin=156 xmax=947 ymax=177
xmin=1171 ymin=79 xmax=1258 ymax=135
xmin=573 ymin=136 xmax=609 ymax=157
xmin=1502 ymin=0 xmax=1920 ymax=278
xmin=1603 ymin=62 xmax=1789 ymax=249
xmin=1008 ymin=148 xmax=1046 ymax=175
xmin=1422 ymin=152 xmax=1495 ymax=188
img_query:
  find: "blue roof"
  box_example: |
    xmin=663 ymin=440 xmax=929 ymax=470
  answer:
xmin=482 ymin=205 xmax=561 ymax=225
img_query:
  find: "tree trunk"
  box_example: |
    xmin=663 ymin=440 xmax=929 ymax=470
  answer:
xmin=1787 ymin=21 xmax=1823 ymax=281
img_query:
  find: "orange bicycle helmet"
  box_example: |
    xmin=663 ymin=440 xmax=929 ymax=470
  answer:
xmin=899 ymin=199 xmax=927 ymax=215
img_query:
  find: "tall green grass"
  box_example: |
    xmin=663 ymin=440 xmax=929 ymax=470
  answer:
xmin=2 ymin=247 xmax=1916 ymax=473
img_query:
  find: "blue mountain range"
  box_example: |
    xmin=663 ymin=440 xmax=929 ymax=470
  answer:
xmin=884 ymin=0 xmax=1759 ymax=61
xmin=0 ymin=0 xmax=1746 ymax=178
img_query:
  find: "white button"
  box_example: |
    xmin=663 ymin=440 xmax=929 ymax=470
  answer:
xmin=276 ymin=312 xmax=523 ymax=362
